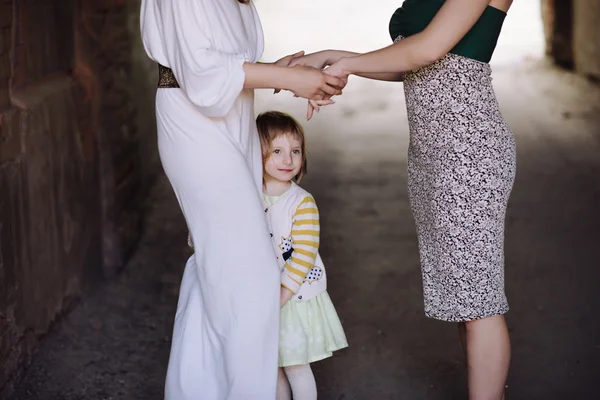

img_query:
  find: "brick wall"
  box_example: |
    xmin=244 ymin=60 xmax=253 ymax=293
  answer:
xmin=75 ymin=0 xmax=159 ymax=275
xmin=0 ymin=0 xmax=12 ymax=109
xmin=0 ymin=0 xmax=158 ymax=395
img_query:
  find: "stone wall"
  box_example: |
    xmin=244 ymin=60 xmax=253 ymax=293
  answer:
xmin=542 ymin=0 xmax=600 ymax=79
xmin=541 ymin=0 xmax=573 ymax=68
xmin=0 ymin=0 xmax=158 ymax=396
xmin=572 ymin=0 xmax=600 ymax=79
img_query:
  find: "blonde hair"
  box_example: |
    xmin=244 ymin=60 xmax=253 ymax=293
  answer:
xmin=256 ymin=111 xmax=308 ymax=183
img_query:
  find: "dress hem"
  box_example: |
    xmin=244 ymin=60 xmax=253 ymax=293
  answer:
xmin=425 ymin=306 xmax=509 ymax=323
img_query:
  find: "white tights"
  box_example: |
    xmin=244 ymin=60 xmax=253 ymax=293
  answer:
xmin=276 ymin=364 xmax=317 ymax=400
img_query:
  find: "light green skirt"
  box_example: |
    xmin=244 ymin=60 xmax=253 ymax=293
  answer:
xmin=279 ymin=290 xmax=348 ymax=367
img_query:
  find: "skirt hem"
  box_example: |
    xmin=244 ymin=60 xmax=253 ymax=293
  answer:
xmin=278 ymin=342 xmax=348 ymax=368
xmin=425 ymin=305 xmax=509 ymax=323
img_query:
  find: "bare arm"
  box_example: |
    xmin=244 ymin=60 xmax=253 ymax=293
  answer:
xmin=356 ymin=71 xmax=405 ymax=82
xmin=322 ymin=50 xmax=404 ymax=82
xmin=242 ymin=62 xmax=345 ymax=99
xmin=338 ymin=0 xmax=494 ymax=76
xmin=291 ymin=50 xmax=404 ymax=82
xmin=242 ymin=62 xmax=298 ymax=89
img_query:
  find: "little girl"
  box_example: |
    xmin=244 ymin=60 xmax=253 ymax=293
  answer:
xmin=257 ymin=111 xmax=348 ymax=400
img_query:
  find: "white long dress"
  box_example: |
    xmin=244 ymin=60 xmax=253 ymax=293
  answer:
xmin=140 ymin=1 xmax=280 ymax=399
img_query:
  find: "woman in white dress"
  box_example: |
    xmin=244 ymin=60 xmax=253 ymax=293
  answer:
xmin=140 ymin=1 xmax=345 ymax=399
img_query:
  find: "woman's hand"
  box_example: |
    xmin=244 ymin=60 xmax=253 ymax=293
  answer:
xmin=289 ymin=51 xmax=345 ymax=119
xmin=274 ymin=50 xmax=305 ymax=67
xmin=325 ymin=57 xmax=352 ymax=80
xmin=288 ymin=65 xmax=344 ymax=120
xmin=290 ymin=49 xmax=359 ymax=71
xmin=273 ymin=50 xmax=305 ymax=93
xmin=289 ymin=50 xmax=332 ymax=70
xmin=305 ymin=59 xmax=351 ymax=121
xmin=287 ymin=65 xmax=345 ymax=100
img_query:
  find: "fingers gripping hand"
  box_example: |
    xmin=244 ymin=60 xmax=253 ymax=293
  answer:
xmin=288 ymin=51 xmax=330 ymax=70
xmin=305 ymin=72 xmax=347 ymax=121
xmin=276 ymin=50 xmax=305 ymax=67
xmin=287 ymin=66 xmax=342 ymax=100
xmin=324 ymin=60 xmax=350 ymax=81
xmin=273 ymin=50 xmax=305 ymax=93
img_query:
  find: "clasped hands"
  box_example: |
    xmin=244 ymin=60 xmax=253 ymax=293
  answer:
xmin=274 ymin=50 xmax=350 ymax=120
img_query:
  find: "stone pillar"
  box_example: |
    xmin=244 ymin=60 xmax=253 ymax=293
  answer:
xmin=572 ymin=0 xmax=600 ymax=79
xmin=541 ymin=0 xmax=574 ymax=68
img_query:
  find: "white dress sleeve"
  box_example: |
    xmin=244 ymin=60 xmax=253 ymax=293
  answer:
xmin=141 ymin=0 xmax=248 ymax=118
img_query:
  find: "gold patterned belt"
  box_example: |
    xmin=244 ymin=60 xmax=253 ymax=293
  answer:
xmin=158 ymin=64 xmax=179 ymax=88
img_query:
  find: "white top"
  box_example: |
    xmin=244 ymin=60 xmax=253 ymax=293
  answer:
xmin=141 ymin=0 xmax=264 ymax=117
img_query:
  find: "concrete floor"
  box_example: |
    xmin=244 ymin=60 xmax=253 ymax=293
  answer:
xmin=9 ymin=2 xmax=600 ymax=398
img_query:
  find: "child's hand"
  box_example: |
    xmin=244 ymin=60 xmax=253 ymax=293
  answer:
xmin=280 ymin=286 xmax=294 ymax=308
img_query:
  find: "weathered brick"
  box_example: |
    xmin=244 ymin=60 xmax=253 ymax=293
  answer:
xmin=1 ymin=1 xmax=159 ymax=395
xmin=0 ymin=2 xmax=12 ymax=28
xmin=0 ymin=27 xmax=10 ymax=55
xmin=73 ymin=0 xmax=159 ymax=276
xmin=0 ymin=53 xmax=9 ymax=81
xmin=0 ymin=77 xmax=106 ymax=394
xmin=0 ymin=157 xmax=25 ymax=395
xmin=0 ymin=87 xmax=10 ymax=110
xmin=11 ymin=0 xmax=74 ymax=90
xmin=0 ymin=108 xmax=21 ymax=162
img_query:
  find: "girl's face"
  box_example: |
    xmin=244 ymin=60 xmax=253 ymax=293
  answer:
xmin=264 ymin=133 xmax=303 ymax=183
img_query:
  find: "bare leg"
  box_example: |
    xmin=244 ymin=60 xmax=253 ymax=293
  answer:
xmin=276 ymin=367 xmax=291 ymax=400
xmin=464 ymin=315 xmax=510 ymax=400
xmin=284 ymin=364 xmax=317 ymax=400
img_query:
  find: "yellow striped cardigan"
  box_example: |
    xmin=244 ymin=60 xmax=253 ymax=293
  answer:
xmin=264 ymin=182 xmax=327 ymax=302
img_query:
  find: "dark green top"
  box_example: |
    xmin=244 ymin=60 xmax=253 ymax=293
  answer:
xmin=388 ymin=0 xmax=506 ymax=63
